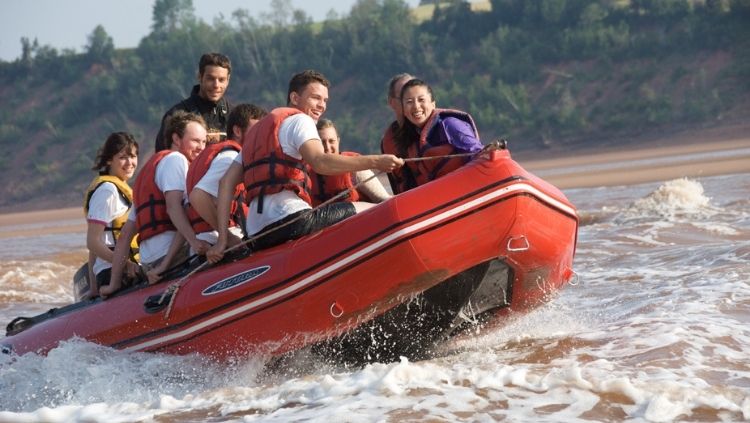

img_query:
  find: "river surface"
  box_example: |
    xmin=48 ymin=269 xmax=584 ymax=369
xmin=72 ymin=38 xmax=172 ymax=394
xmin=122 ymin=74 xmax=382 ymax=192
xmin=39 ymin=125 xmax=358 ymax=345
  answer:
xmin=0 ymin=170 xmax=748 ymax=422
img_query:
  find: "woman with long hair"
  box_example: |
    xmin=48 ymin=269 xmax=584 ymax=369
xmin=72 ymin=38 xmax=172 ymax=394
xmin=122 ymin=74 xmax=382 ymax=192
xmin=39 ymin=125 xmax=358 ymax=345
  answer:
xmin=82 ymin=132 xmax=140 ymax=299
xmin=386 ymin=78 xmax=484 ymax=194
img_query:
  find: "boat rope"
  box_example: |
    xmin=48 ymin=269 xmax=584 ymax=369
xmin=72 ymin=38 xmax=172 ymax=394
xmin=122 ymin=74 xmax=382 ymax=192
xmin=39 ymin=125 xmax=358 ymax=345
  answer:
xmin=159 ymin=139 xmax=507 ymax=318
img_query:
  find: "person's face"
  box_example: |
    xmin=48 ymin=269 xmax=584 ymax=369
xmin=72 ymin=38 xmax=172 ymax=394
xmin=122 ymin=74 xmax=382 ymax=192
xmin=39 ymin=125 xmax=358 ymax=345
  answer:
xmin=173 ymin=121 xmax=207 ymax=162
xmin=108 ymin=146 xmax=138 ymax=181
xmin=388 ymin=77 xmax=411 ymax=122
xmin=198 ymin=65 xmax=230 ymax=103
xmin=402 ymin=85 xmax=435 ymax=128
xmin=290 ymin=82 xmax=328 ymax=122
xmin=318 ymin=126 xmax=340 ymax=155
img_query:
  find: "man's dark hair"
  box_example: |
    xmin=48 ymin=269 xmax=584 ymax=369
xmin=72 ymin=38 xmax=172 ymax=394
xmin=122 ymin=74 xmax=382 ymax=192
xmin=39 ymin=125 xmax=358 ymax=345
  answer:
xmin=287 ymin=70 xmax=330 ymax=106
xmin=199 ymin=53 xmax=232 ymax=76
xmin=226 ymin=103 xmax=268 ymax=140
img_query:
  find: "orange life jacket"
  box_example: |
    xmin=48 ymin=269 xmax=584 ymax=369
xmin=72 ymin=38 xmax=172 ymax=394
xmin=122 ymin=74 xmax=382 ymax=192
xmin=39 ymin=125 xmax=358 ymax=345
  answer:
xmin=309 ymin=151 xmax=361 ymax=206
xmin=185 ymin=140 xmax=247 ymax=235
xmin=382 ymin=109 xmax=479 ymax=192
xmin=133 ymin=150 xmax=177 ymax=242
xmin=242 ymin=107 xmax=312 ymax=213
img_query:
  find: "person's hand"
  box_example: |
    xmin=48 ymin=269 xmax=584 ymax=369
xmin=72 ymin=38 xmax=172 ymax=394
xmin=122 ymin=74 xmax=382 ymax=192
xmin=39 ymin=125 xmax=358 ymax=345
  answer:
xmin=206 ymin=240 xmax=227 ymax=264
xmin=146 ymin=268 xmax=164 ymax=285
xmin=99 ymin=283 xmax=117 ymax=299
xmin=374 ymin=154 xmax=404 ymax=172
xmin=125 ymin=261 xmax=141 ymax=279
xmin=190 ymin=239 xmax=212 ymax=256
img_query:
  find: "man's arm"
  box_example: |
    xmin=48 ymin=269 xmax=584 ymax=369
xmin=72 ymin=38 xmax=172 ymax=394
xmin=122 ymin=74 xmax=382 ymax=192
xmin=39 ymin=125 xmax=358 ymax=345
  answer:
xmin=146 ymin=231 xmax=186 ymax=284
xmin=206 ymin=161 xmax=243 ymax=264
xmin=165 ymin=190 xmax=210 ymax=255
xmin=300 ymin=139 xmax=403 ymax=176
xmin=189 ymin=188 xmax=220 ymax=230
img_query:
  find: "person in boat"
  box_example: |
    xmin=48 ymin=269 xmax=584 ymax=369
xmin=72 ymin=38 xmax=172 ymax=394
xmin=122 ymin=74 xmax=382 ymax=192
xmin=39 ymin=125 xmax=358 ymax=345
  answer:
xmin=82 ymin=132 xmax=141 ymax=300
xmin=186 ymin=103 xmax=267 ymax=243
xmin=154 ymin=53 xmax=232 ymax=152
xmin=383 ymin=78 xmax=484 ymax=194
xmin=380 ymin=73 xmax=415 ymax=194
xmin=205 ymin=69 xmax=404 ymax=263
xmin=309 ymin=118 xmax=391 ymax=206
xmin=103 ymin=111 xmax=210 ymax=297
xmin=143 ymin=104 xmax=269 ymax=285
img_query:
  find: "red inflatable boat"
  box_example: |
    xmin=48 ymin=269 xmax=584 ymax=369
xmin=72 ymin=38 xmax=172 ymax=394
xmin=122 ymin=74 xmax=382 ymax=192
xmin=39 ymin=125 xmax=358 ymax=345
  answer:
xmin=3 ymin=145 xmax=578 ymax=363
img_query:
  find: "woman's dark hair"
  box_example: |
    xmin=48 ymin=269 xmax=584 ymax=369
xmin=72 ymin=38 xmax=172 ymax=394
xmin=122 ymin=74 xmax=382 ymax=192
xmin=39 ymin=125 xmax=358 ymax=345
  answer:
xmin=92 ymin=132 xmax=139 ymax=175
xmin=394 ymin=79 xmax=434 ymax=156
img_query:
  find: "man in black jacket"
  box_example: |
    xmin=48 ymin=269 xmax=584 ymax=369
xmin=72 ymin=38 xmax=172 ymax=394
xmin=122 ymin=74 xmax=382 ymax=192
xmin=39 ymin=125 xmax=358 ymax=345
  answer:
xmin=155 ymin=53 xmax=232 ymax=151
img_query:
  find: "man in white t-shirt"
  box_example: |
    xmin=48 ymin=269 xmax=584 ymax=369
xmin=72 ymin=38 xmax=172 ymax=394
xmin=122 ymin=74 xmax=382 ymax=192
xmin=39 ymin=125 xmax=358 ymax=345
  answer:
xmin=103 ymin=111 xmax=210 ymax=296
xmin=205 ymin=70 xmax=404 ymax=263
xmin=185 ymin=104 xmax=268 ymax=246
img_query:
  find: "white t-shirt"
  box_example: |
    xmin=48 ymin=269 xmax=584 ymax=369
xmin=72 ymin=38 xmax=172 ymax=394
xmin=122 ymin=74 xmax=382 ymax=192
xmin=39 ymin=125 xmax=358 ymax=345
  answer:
xmin=193 ymin=149 xmax=243 ymax=244
xmin=86 ymin=181 xmax=131 ymax=276
xmin=236 ymin=113 xmax=319 ymax=235
xmin=194 ymin=149 xmax=238 ymax=197
xmin=133 ymin=151 xmax=189 ymax=264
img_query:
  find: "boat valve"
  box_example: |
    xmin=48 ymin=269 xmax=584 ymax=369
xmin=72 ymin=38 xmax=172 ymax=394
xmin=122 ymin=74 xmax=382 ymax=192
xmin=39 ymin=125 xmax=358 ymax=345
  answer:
xmin=330 ymin=302 xmax=344 ymax=318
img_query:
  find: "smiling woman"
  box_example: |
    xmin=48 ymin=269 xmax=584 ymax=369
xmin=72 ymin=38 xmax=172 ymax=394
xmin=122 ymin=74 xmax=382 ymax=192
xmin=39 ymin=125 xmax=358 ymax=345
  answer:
xmin=81 ymin=132 xmax=140 ymax=300
xmin=384 ymin=78 xmax=485 ymax=194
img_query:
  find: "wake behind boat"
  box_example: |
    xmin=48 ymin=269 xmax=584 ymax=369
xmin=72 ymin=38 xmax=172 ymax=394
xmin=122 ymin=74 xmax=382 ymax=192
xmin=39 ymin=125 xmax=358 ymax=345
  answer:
xmin=3 ymin=144 xmax=578 ymax=363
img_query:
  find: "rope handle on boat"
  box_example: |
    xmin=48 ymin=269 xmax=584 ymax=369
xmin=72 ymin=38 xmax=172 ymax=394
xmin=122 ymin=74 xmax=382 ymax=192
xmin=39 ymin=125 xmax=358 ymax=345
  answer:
xmin=158 ymin=139 xmax=508 ymax=319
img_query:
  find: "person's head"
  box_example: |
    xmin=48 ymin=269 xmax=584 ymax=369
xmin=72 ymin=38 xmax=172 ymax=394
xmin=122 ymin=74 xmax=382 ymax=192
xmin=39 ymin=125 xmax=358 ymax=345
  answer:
xmin=92 ymin=132 xmax=139 ymax=180
xmin=163 ymin=111 xmax=207 ymax=162
xmin=387 ymin=73 xmax=415 ymax=124
xmin=226 ymin=103 xmax=268 ymax=141
xmin=400 ymin=78 xmax=436 ymax=129
xmin=287 ymin=70 xmax=330 ymax=122
xmin=198 ymin=53 xmax=231 ymax=103
xmin=316 ymin=118 xmax=340 ymax=155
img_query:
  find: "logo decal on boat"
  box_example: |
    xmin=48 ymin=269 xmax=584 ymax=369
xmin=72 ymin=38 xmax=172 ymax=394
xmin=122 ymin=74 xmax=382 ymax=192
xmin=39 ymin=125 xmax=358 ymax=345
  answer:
xmin=202 ymin=266 xmax=271 ymax=296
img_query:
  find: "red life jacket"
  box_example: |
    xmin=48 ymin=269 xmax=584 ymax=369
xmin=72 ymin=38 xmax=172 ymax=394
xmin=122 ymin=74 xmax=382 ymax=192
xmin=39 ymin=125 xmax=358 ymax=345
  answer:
xmin=309 ymin=151 xmax=361 ymax=207
xmin=241 ymin=107 xmax=312 ymax=213
xmin=382 ymin=109 xmax=478 ymax=192
xmin=133 ymin=150 xmax=177 ymax=242
xmin=185 ymin=140 xmax=247 ymax=235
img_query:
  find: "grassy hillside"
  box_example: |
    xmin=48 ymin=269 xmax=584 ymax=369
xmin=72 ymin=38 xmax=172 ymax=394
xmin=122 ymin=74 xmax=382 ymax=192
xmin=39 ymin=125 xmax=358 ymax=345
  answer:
xmin=0 ymin=0 xmax=748 ymax=212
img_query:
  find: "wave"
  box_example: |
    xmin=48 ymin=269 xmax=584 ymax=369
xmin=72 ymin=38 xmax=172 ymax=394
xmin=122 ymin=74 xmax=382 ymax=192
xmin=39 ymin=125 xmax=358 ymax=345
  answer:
xmin=617 ymin=178 xmax=719 ymax=222
xmin=0 ymin=260 xmax=74 ymax=304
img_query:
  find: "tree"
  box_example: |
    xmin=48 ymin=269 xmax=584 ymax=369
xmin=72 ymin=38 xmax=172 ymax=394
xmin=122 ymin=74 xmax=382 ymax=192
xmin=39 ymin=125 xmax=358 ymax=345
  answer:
xmin=151 ymin=0 xmax=196 ymax=33
xmin=86 ymin=25 xmax=114 ymax=64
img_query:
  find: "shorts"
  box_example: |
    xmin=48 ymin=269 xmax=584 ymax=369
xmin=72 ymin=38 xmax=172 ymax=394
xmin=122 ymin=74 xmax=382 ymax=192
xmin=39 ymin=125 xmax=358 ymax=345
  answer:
xmin=251 ymin=202 xmax=356 ymax=251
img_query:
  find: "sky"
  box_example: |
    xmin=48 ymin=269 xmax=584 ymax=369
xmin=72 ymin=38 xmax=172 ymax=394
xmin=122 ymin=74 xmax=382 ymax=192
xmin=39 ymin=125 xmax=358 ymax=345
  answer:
xmin=0 ymin=0 xmax=421 ymax=62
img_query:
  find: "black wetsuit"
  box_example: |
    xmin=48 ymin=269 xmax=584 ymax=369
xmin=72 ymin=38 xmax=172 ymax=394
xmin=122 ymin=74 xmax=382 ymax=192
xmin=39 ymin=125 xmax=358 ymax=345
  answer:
xmin=154 ymin=84 xmax=231 ymax=151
